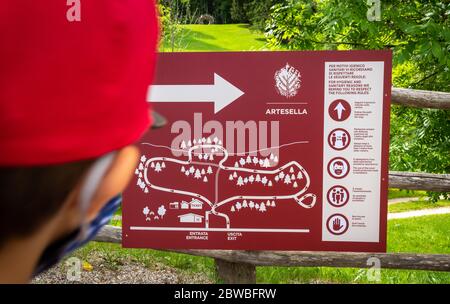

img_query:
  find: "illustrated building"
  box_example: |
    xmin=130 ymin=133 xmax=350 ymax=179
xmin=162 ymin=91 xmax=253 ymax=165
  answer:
xmin=169 ymin=202 xmax=179 ymax=209
xmin=189 ymin=199 xmax=203 ymax=209
xmin=180 ymin=201 xmax=189 ymax=209
xmin=178 ymin=213 xmax=204 ymax=223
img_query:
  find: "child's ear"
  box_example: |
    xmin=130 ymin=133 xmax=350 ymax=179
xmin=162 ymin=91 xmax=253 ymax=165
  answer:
xmin=85 ymin=145 xmax=140 ymax=221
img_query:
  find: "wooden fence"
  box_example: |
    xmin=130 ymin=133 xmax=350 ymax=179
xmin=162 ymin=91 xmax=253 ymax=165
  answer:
xmin=95 ymin=87 xmax=450 ymax=283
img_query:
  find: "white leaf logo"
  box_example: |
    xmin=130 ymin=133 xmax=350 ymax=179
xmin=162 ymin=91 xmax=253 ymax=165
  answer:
xmin=274 ymin=63 xmax=301 ymax=98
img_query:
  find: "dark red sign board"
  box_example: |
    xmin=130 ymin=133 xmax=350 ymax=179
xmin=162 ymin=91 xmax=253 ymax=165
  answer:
xmin=123 ymin=51 xmax=391 ymax=252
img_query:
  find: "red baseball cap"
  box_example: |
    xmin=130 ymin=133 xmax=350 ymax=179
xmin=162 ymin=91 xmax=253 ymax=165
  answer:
xmin=0 ymin=0 xmax=159 ymax=166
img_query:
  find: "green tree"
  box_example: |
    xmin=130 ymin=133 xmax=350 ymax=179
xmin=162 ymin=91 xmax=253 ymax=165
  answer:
xmin=231 ymin=0 xmax=246 ymax=23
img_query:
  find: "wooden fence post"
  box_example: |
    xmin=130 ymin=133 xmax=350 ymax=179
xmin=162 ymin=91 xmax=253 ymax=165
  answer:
xmin=214 ymin=258 xmax=256 ymax=284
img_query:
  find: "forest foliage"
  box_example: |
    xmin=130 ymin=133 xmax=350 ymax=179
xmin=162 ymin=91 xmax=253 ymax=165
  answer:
xmin=158 ymin=0 xmax=449 ymax=200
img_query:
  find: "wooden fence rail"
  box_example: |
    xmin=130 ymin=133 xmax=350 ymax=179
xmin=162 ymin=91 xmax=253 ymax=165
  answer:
xmin=95 ymin=88 xmax=450 ymax=283
xmin=94 ymin=225 xmax=450 ymax=283
xmin=389 ymin=171 xmax=450 ymax=192
xmin=391 ymin=87 xmax=450 ymax=110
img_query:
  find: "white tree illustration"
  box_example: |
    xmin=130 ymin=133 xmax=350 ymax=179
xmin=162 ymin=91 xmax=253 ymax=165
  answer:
xmin=284 ymin=174 xmax=292 ymax=184
xmin=157 ymin=205 xmax=166 ymax=219
xmin=261 ymin=176 xmax=268 ymax=185
xmin=242 ymin=200 xmax=248 ymax=208
xmin=249 ymin=201 xmax=255 ymax=209
xmin=229 ymin=174 xmax=234 ymax=181
xmin=235 ymin=202 xmax=242 ymax=211
xmin=194 ymin=169 xmax=202 ymax=179
xmin=231 ymin=206 xmax=235 ymax=212
xmin=293 ymin=181 xmax=298 ymax=188
xmin=181 ymin=166 xmax=186 ymax=172
xmin=155 ymin=162 xmax=161 ymax=172
xmin=259 ymin=203 xmax=267 ymax=212
xmin=236 ymin=176 xmax=244 ymax=186
xmin=203 ymin=176 xmax=208 ymax=183
xmin=248 ymin=175 xmax=255 ymax=183
xmin=207 ymin=166 xmax=213 ymax=174
xmin=263 ymin=158 xmax=270 ymax=168
xmin=180 ymin=140 xmax=186 ymax=149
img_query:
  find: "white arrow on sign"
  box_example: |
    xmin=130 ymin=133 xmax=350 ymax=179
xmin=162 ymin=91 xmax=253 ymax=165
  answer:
xmin=147 ymin=73 xmax=244 ymax=114
xmin=334 ymin=102 xmax=346 ymax=120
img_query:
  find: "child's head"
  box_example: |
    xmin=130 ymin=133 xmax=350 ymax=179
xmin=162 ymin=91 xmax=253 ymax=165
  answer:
xmin=0 ymin=1 xmax=159 ymax=282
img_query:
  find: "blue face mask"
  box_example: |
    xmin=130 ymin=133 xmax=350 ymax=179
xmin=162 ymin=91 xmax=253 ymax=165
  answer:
xmin=33 ymin=153 xmax=120 ymax=276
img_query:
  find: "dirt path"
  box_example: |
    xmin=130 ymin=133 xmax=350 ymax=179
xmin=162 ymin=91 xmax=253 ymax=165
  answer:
xmin=388 ymin=197 xmax=422 ymax=205
xmin=388 ymin=206 xmax=450 ymax=220
xmin=32 ymin=252 xmax=213 ymax=284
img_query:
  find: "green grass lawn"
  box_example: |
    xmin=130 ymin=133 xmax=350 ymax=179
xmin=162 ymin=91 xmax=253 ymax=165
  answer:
xmin=388 ymin=189 xmax=426 ymax=200
xmin=160 ymin=24 xmax=271 ymax=52
xmin=389 ymin=200 xmax=450 ymax=213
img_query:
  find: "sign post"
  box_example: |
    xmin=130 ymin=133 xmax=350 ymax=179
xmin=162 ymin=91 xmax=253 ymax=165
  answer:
xmin=123 ymin=50 xmax=392 ymax=252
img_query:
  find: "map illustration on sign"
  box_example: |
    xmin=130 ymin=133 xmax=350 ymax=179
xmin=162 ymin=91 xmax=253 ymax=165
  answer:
xmin=134 ymin=137 xmax=316 ymax=232
xmin=123 ymin=51 xmax=391 ymax=252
